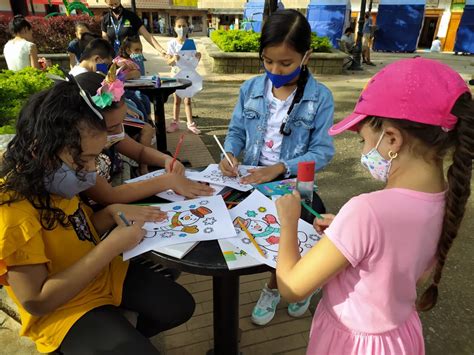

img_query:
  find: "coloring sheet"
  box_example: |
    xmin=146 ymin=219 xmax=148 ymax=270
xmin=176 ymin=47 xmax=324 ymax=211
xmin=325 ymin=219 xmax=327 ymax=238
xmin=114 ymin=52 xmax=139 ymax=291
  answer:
xmin=124 ymin=169 xmax=224 ymax=202
xmin=218 ymin=239 xmax=262 ymax=270
xmin=123 ymin=195 xmax=236 ymax=260
xmin=228 ymin=190 xmax=322 ymax=268
xmin=187 ymin=164 xmax=257 ymax=191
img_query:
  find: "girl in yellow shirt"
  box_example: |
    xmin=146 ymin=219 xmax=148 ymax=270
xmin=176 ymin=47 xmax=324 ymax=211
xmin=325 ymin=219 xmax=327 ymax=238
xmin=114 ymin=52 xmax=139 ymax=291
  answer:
xmin=0 ymin=78 xmax=195 ymax=353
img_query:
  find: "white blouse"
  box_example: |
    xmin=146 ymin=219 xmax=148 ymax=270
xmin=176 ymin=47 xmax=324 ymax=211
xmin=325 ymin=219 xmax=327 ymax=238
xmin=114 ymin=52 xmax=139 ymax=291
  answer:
xmin=3 ymin=39 xmax=35 ymax=71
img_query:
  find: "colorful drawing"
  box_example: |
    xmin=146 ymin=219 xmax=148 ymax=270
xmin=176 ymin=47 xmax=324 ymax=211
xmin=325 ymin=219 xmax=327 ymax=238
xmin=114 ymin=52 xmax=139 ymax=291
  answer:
xmin=123 ymin=196 xmax=236 ymax=260
xmin=187 ymin=164 xmax=256 ymax=191
xmin=255 ymin=178 xmax=297 ymax=196
xmin=228 ymin=190 xmax=322 ymax=268
xmin=124 ymin=169 xmax=224 ymax=201
xmin=218 ymin=239 xmax=262 ymax=270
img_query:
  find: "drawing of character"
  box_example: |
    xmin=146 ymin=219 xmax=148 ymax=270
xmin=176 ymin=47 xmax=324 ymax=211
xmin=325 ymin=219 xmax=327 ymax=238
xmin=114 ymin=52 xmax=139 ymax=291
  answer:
xmin=150 ymin=206 xmax=212 ymax=233
xmin=233 ymin=214 xmax=308 ymax=253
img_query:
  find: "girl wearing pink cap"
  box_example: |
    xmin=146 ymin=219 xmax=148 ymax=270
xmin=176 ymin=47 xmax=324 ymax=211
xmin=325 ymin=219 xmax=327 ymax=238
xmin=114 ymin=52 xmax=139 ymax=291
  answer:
xmin=274 ymin=57 xmax=473 ymax=354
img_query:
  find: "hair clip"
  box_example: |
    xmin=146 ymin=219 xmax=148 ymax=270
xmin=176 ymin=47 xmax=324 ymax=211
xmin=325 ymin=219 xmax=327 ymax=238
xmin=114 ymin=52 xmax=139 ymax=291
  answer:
xmin=92 ymin=63 xmax=125 ymax=109
xmin=47 ymin=73 xmax=104 ymax=120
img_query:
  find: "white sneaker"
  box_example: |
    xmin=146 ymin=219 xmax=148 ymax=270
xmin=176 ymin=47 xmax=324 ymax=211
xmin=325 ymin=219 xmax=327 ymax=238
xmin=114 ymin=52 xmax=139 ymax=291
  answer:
xmin=287 ymin=289 xmax=320 ymax=317
xmin=251 ymin=284 xmax=281 ymax=326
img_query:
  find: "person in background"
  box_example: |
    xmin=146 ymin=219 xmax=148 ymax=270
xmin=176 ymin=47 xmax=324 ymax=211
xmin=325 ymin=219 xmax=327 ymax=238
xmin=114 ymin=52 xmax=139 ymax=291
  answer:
xmin=430 ymin=36 xmax=442 ymax=52
xmin=3 ymin=15 xmax=43 ymax=71
xmin=166 ymin=16 xmax=202 ymax=135
xmin=67 ymin=22 xmax=93 ymax=69
xmin=159 ymin=17 xmax=165 ymax=34
xmin=69 ymin=38 xmax=115 ymax=77
xmin=101 ymin=0 xmax=167 ymax=57
xmin=340 ymin=27 xmax=355 ymax=53
xmin=362 ymin=12 xmax=376 ymax=66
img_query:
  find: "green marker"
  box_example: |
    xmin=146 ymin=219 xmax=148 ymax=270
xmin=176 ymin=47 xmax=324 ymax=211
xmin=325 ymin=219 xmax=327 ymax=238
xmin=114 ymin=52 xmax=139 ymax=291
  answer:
xmin=300 ymin=200 xmax=324 ymax=220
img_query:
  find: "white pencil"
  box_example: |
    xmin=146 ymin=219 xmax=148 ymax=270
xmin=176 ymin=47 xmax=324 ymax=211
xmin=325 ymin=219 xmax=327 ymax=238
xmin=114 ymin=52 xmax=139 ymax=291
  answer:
xmin=213 ymin=135 xmax=240 ymax=177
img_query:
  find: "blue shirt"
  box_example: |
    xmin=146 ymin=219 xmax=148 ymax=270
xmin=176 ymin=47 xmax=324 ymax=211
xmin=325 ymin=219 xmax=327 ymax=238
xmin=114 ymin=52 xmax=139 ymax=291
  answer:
xmin=223 ymin=74 xmax=335 ymax=176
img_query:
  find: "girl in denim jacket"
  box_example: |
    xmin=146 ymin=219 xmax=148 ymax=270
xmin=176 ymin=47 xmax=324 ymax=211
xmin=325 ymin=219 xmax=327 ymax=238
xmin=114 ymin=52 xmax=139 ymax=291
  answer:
xmin=219 ymin=10 xmax=335 ymax=326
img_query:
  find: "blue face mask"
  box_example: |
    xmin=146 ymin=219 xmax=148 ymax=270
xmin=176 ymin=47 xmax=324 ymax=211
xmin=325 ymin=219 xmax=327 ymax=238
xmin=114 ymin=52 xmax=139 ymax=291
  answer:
xmin=96 ymin=63 xmax=109 ymax=74
xmin=45 ymin=163 xmax=97 ymax=199
xmin=264 ymin=51 xmax=309 ymax=89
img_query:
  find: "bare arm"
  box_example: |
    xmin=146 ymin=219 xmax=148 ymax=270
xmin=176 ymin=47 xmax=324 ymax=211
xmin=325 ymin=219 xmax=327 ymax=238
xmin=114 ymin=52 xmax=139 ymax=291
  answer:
xmin=275 ymin=193 xmax=350 ymax=302
xmin=29 ymin=44 xmax=41 ymax=69
xmin=138 ymin=26 xmax=167 ymax=56
xmin=6 ymin=222 xmax=144 ymax=317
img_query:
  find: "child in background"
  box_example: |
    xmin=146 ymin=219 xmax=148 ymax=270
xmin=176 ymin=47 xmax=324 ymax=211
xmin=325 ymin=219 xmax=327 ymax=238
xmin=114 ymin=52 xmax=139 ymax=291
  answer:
xmin=430 ymin=36 xmax=442 ymax=52
xmin=67 ymin=22 xmax=92 ymax=69
xmin=220 ymin=10 xmax=335 ymax=326
xmin=75 ymin=71 xmax=214 ymax=205
xmin=114 ymin=35 xmax=146 ymax=78
xmin=69 ymin=38 xmax=115 ymax=77
xmin=166 ymin=16 xmax=202 ymax=135
xmin=0 ymin=80 xmax=195 ymax=354
xmin=275 ymin=58 xmax=473 ymax=354
xmin=3 ymin=15 xmax=43 ymax=71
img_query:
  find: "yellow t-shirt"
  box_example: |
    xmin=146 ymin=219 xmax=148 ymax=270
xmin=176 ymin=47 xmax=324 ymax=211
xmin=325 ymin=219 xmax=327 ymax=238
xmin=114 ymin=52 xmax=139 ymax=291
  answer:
xmin=0 ymin=194 xmax=129 ymax=353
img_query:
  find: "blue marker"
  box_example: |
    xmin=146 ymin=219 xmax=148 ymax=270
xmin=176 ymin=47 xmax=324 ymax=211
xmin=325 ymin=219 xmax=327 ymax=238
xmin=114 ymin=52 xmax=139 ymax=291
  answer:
xmin=117 ymin=212 xmax=131 ymax=226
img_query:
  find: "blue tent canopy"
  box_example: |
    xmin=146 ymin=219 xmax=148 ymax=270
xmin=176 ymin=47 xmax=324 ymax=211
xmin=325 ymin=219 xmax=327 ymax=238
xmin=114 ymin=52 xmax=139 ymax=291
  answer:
xmin=242 ymin=0 xmax=284 ymax=33
xmin=373 ymin=0 xmax=425 ymax=53
xmin=306 ymin=0 xmax=351 ymax=48
xmin=454 ymin=0 xmax=474 ymax=54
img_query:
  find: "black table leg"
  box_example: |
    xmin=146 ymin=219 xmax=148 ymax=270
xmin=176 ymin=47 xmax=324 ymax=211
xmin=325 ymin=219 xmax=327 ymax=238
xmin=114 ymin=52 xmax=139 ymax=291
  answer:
xmin=208 ymin=275 xmax=240 ymax=355
xmin=152 ymin=93 xmax=167 ymax=152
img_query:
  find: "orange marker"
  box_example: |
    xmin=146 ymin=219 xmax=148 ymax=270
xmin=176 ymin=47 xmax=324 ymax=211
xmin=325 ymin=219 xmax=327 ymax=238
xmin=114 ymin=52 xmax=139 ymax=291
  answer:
xmin=237 ymin=220 xmax=266 ymax=259
xmin=170 ymin=134 xmax=185 ymax=172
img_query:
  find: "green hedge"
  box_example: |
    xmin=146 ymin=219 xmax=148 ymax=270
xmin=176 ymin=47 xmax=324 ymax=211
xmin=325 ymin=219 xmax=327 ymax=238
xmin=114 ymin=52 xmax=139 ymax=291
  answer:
xmin=211 ymin=30 xmax=332 ymax=53
xmin=0 ymin=66 xmax=64 ymax=128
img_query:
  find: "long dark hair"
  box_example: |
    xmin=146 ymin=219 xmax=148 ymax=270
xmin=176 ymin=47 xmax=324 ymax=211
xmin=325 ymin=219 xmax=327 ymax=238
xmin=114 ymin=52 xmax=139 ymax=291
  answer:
xmin=0 ymin=81 xmax=107 ymax=230
xmin=362 ymin=93 xmax=474 ymax=311
xmin=9 ymin=15 xmax=31 ymax=35
xmin=259 ymin=9 xmax=312 ymax=120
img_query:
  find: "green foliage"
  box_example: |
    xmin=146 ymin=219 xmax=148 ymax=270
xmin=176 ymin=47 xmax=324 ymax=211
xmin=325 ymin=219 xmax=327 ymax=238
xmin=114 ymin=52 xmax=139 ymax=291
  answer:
xmin=0 ymin=66 xmax=64 ymax=128
xmin=211 ymin=30 xmax=260 ymax=52
xmin=311 ymin=33 xmax=332 ymax=53
xmin=0 ymin=125 xmax=15 ymax=134
xmin=211 ymin=29 xmax=332 ymax=53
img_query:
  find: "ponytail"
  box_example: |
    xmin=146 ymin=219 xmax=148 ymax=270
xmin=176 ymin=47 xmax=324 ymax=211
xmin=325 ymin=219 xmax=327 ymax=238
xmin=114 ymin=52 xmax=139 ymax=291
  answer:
xmin=417 ymin=93 xmax=474 ymax=311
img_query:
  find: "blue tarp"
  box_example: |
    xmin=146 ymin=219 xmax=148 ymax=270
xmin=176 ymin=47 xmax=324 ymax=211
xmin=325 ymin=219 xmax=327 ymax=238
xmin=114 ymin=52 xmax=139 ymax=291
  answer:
xmin=373 ymin=0 xmax=425 ymax=52
xmin=242 ymin=0 xmax=284 ymax=33
xmin=306 ymin=0 xmax=351 ymax=48
xmin=454 ymin=4 xmax=474 ymax=54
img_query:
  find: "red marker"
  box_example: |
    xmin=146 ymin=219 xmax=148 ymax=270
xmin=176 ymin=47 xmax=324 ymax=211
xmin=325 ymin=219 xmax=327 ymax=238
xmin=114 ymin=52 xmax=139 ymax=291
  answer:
xmin=170 ymin=134 xmax=185 ymax=172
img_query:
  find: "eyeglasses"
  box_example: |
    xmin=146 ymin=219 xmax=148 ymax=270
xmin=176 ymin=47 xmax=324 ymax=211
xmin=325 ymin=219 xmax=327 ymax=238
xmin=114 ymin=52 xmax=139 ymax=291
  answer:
xmin=46 ymin=73 xmax=104 ymax=120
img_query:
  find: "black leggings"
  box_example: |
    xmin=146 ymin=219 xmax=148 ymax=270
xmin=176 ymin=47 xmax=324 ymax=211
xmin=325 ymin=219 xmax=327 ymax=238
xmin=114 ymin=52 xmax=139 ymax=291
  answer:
xmin=59 ymin=262 xmax=195 ymax=354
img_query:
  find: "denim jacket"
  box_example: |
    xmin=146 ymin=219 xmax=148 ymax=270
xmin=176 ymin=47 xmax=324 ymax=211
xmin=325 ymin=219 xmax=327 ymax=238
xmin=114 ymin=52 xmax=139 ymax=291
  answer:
xmin=224 ymin=74 xmax=335 ymax=176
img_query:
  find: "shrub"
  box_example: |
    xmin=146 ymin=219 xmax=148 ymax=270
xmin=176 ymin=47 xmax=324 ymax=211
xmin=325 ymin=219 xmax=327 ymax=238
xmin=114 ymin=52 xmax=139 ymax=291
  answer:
xmin=0 ymin=65 xmax=64 ymax=128
xmin=0 ymin=14 xmax=101 ymax=54
xmin=211 ymin=29 xmax=332 ymax=53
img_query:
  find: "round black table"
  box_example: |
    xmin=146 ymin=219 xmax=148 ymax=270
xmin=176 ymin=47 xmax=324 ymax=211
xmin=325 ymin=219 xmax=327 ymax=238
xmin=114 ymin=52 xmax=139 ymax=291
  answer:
xmin=145 ymin=240 xmax=272 ymax=355
xmin=131 ymin=78 xmax=191 ymax=152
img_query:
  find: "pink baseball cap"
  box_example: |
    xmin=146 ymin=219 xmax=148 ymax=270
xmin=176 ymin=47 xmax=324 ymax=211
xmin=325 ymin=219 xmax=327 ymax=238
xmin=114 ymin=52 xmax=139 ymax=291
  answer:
xmin=329 ymin=57 xmax=471 ymax=136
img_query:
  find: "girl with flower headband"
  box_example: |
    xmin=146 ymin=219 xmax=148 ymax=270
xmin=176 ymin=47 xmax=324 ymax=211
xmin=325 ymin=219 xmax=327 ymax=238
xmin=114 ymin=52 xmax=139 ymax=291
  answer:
xmin=0 ymin=80 xmax=194 ymax=354
xmin=275 ymin=57 xmax=473 ymax=354
xmin=75 ymin=70 xmax=214 ymax=205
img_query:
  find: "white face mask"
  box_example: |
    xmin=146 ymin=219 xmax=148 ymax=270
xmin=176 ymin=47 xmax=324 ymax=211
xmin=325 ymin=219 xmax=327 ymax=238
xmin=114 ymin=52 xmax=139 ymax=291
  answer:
xmin=105 ymin=124 xmax=125 ymax=148
xmin=360 ymin=130 xmax=397 ymax=183
xmin=175 ymin=27 xmax=187 ymax=38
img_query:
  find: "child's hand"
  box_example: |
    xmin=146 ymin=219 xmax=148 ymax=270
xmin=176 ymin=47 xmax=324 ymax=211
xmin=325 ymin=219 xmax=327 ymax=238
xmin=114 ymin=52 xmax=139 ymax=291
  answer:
xmin=171 ymin=174 xmax=214 ymax=198
xmin=164 ymin=156 xmax=185 ymax=175
xmin=109 ymin=204 xmax=167 ymax=224
xmin=106 ymin=219 xmax=146 ymax=253
xmin=241 ymin=164 xmax=285 ymax=185
xmin=313 ymin=214 xmax=335 ymax=234
xmin=219 ymin=153 xmax=239 ymax=177
xmin=276 ymin=190 xmax=301 ymax=225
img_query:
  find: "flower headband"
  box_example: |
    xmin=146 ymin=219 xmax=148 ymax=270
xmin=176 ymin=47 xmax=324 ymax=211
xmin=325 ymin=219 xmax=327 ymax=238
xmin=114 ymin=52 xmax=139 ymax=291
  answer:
xmin=92 ymin=63 xmax=125 ymax=109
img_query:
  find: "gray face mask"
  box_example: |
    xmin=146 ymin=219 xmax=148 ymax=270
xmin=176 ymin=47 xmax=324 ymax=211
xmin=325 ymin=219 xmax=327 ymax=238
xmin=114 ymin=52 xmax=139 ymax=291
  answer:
xmin=45 ymin=163 xmax=97 ymax=199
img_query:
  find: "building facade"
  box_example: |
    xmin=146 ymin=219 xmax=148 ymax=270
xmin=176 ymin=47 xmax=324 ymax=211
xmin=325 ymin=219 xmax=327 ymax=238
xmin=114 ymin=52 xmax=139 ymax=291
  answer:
xmin=1 ymin=0 xmax=469 ymax=52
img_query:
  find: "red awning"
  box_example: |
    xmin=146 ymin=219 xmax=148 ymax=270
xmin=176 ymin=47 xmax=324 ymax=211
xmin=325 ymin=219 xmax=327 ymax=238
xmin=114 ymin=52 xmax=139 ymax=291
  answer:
xmin=32 ymin=0 xmax=88 ymax=4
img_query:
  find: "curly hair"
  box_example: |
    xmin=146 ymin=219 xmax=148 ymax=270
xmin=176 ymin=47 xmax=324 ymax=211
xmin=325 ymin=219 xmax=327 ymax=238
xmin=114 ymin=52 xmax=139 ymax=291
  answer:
xmin=362 ymin=93 xmax=474 ymax=311
xmin=0 ymin=81 xmax=107 ymax=230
